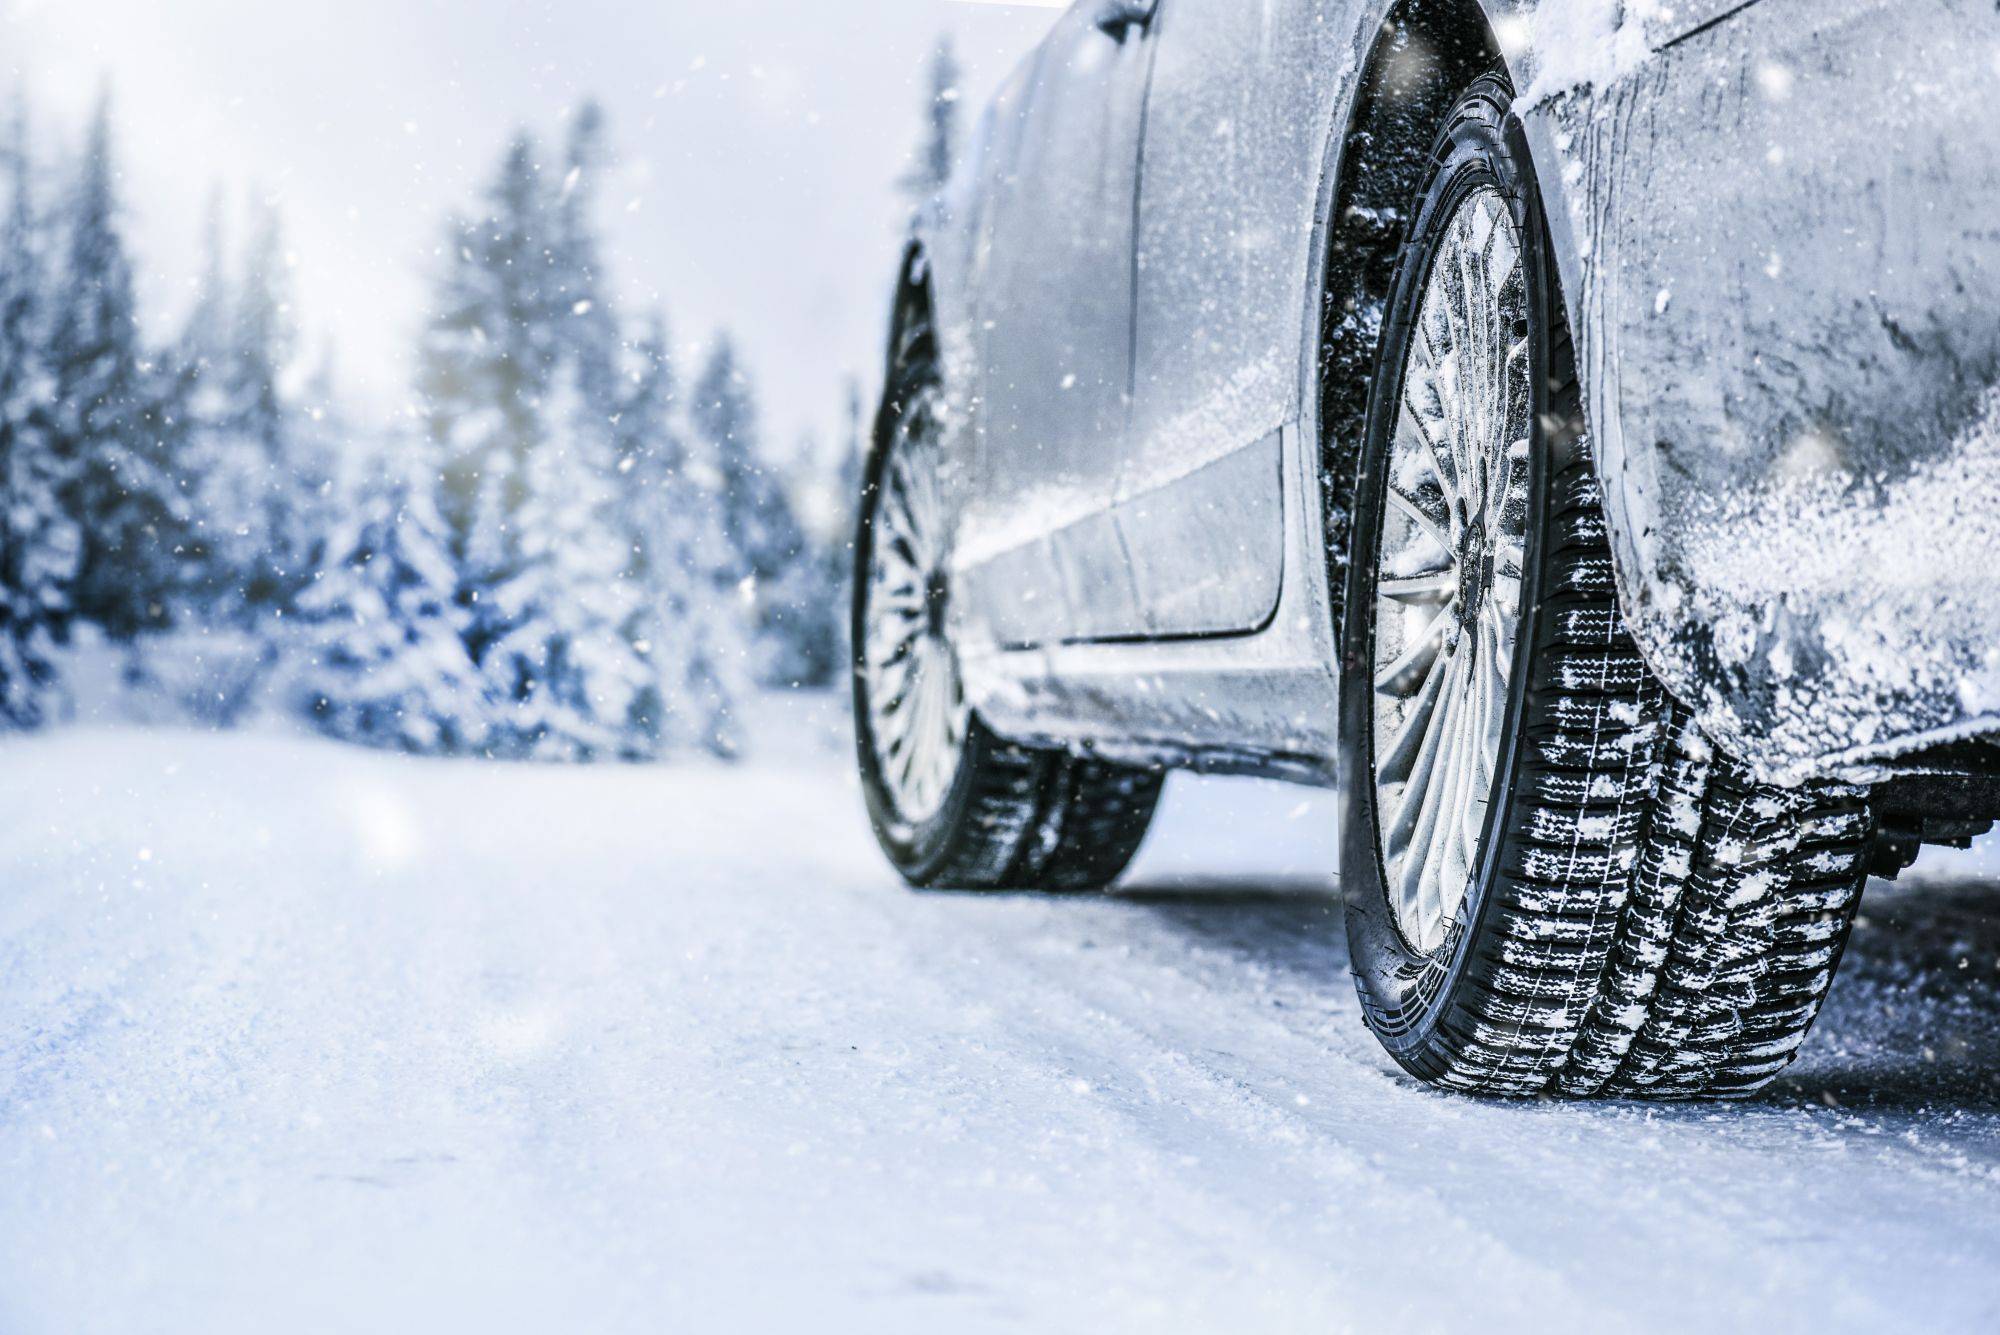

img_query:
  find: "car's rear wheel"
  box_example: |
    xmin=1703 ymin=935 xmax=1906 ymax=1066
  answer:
xmin=853 ymin=279 xmax=1162 ymax=892
xmin=1338 ymin=75 xmax=1874 ymax=1098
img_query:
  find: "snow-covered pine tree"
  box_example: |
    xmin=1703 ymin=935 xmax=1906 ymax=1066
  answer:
xmin=295 ymin=429 xmax=487 ymax=754
xmin=174 ymin=189 xmax=266 ymax=625
xmin=50 ymin=92 xmax=185 ymax=643
xmin=285 ymin=345 xmax=345 ymax=598
xmin=478 ymin=355 xmax=650 ymax=761
xmin=835 ymin=377 xmax=866 ymax=528
xmin=900 ymin=35 xmax=962 ymax=215
xmin=767 ymin=429 xmax=844 ymax=691
xmin=159 ymin=192 xmax=327 ymax=724
xmin=0 ymin=97 xmax=79 ymax=727
xmin=549 ymin=106 xmax=689 ymax=757
xmin=231 ymin=199 xmax=312 ymax=621
xmin=553 ymin=102 xmax=623 ymax=411
xmin=553 ymin=104 xmax=754 ymax=754
xmin=421 ymin=114 xmax=679 ymax=760
xmin=616 ymin=316 xmax=747 ymax=758
xmin=800 ymin=377 xmax=868 ymax=699
xmin=419 ymin=132 xmax=563 ymax=666
xmin=689 ymin=334 xmax=825 ymax=689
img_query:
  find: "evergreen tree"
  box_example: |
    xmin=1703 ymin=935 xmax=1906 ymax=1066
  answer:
xmin=285 ymin=345 xmax=345 ymax=600
xmin=616 ymin=317 xmax=746 ymax=757
xmin=0 ymin=98 xmax=78 ymax=727
xmin=478 ymin=356 xmax=650 ymax=760
xmin=812 ymin=377 xmax=869 ymax=689
xmin=420 ymin=116 xmax=681 ymax=760
xmin=690 ymin=334 xmax=824 ymax=688
xmin=804 ymin=379 xmax=872 ymax=691
xmin=419 ymin=132 xmax=562 ymax=662
xmin=900 ymin=36 xmax=962 ymax=214
xmin=50 ymin=92 xmax=184 ymax=642
xmin=183 ymin=190 xmax=230 ymax=360
xmin=296 ymin=429 xmax=487 ymax=754
xmin=142 ymin=189 xmax=325 ymax=724
xmin=836 ymin=378 xmax=867 ymax=520
xmin=174 ymin=188 xmax=265 ymax=624
xmin=763 ymin=426 xmax=846 ymax=691
xmin=231 ymin=199 xmax=309 ymax=618
xmin=553 ymin=101 xmax=622 ymax=408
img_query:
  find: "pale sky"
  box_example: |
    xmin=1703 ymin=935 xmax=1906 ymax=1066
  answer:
xmin=0 ymin=0 xmax=1062 ymax=455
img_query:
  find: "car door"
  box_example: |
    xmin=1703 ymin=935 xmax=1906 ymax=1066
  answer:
xmin=1117 ymin=0 xmax=1341 ymax=638
xmin=957 ymin=1 xmax=1159 ymax=647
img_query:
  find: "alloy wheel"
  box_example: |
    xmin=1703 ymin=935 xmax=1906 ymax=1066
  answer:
xmin=1368 ymin=185 xmax=1533 ymax=955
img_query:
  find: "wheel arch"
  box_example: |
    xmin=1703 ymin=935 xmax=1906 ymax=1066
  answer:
xmin=1313 ymin=0 xmax=1598 ymax=648
xmin=882 ymin=241 xmax=934 ymax=385
xmin=874 ymin=238 xmax=956 ymax=475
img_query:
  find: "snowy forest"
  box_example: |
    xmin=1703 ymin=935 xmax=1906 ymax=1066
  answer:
xmin=0 ymin=42 xmax=959 ymax=764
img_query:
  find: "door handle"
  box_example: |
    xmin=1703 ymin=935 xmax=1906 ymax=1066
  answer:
xmin=1095 ymin=0 xmax=1158 ymax=43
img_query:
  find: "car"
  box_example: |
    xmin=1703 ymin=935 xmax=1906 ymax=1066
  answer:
xmin=849 ymin=0 xmax=2000 ymax=1099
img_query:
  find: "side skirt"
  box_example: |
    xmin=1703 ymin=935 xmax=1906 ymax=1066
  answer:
xmin=962 ymin=422 xmax=1343 ymax=786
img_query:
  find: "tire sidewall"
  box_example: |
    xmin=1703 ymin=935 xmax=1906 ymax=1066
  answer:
xmin=1338 ymin=79 xmax=1559 ymax=1069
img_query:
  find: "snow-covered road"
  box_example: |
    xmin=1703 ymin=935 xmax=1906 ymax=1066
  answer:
xmin=3 ymin=715 xmax=1998 ymax=1334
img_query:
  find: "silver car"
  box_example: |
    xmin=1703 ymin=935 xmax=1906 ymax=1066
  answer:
xmin=850 ymin=0 xmax=2000 ymax=1098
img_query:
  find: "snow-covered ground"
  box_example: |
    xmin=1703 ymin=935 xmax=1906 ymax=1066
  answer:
xmin=3 ymin=705 xmax=1998 ymax=1334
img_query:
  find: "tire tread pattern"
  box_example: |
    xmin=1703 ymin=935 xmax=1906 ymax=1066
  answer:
xmin=910 ymin=733 xmax=1163 ymax=894
xmin=1422 ymin=362 xmax=1871 ymax=1099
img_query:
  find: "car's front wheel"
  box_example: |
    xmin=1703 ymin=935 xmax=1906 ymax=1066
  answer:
xmin=1338 ymin=75 xmax=1874 ymax=1098
xmin=852 ymin=280 xmax=1162 ymax=892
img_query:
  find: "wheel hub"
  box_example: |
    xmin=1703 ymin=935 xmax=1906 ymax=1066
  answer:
xmin=1457 ymin=522 xmax=1487 ymax=625
xmin=1368 ymin=185 xmax=1534 ymax=956
xmin=923 ymin=569 xmax=951 ymax=639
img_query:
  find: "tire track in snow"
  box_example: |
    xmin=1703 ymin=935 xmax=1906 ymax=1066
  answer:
xmin=852 ymin=885 xmax=1613 ymax=1332
xmin=862 ymin=868 xmax=2000 ymax=1332
xmin=1089 ymin=882 xmax=2000 ymax=1331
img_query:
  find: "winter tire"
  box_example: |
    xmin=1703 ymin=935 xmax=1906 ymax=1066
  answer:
xmin=1337 ymin=75 xmax=1874 ymax=1099
xmin=853 ymin=276 xmax=1163 ymax=892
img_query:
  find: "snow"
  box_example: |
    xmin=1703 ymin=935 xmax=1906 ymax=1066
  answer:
xmin=1675 ymin=385 xmax=2000 ymax=778
xmin=1510 ymin=0 xmax=1659 ymax=107
xmin=4 ymin=712 xmax=1999 ymax=1333
xmin=1526 ymin=0 xmax=2000 ymax=780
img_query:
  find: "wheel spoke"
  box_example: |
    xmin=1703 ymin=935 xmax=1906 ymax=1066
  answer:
xmin=1386 ymin=487 xmax=1453 ymax=557
xmin=1378 ymin=570 xmax=1456 ymax=606
xmin=1423 ymin=651 xmax=1481 ymax=918
xmin=1388 ymin=641 xmax=1466 ymax=849
xmin=1393 ymin=648 xmax=1470 ymax=925
xmin=1377 ymin=645 xmax=1451 ymax=787
xmin=1415 ymin=315 xmax=1464 ymax=515
xmin=1375 ymin=609 xmax=1452 ymax=698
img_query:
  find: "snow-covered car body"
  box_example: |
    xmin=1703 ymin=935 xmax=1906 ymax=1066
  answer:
xmin=908 ymin=0 xmax=2000 ymax=791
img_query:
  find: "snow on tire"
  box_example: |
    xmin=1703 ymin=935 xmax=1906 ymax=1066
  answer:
xmin=1338 ymin=75 xmax=1872 ymax=1099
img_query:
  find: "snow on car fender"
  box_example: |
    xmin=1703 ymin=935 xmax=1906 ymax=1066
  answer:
xmin=1514 ymin=0 xmax=2000 ymax=781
